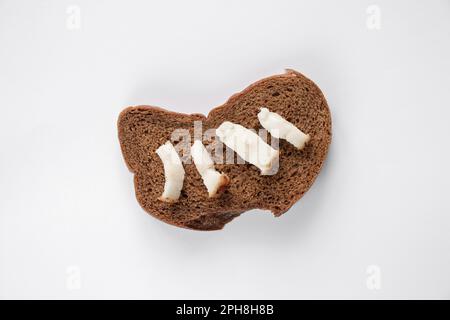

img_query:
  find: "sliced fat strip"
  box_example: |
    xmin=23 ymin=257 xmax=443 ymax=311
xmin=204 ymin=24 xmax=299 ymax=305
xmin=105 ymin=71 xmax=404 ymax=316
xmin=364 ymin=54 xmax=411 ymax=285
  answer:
xmin=155 ymin=141 xmax=185 ymax=202
xmin=191 ymin=140 xmax=229 ymax=197
xmin=216 ymin=121 xmax=279 ymax=175
xmin=258 ymin=107 xmax=310 ymax=150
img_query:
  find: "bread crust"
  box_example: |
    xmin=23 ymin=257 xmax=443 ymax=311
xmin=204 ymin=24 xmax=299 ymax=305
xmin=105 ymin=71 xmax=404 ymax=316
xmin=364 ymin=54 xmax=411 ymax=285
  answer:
xmin=118 ymin=69 xmax=332 ymax=230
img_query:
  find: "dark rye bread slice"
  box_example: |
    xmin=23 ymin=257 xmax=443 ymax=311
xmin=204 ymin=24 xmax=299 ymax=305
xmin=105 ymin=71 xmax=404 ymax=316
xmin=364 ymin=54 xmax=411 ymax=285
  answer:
xmin=118 ymin=69 xmax=331 ymax=230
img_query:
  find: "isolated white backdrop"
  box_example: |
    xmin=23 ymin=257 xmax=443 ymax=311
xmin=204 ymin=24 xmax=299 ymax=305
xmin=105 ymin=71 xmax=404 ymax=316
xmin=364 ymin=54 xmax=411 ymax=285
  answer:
xmin=1 ymin=0 xmax=449 ymax=299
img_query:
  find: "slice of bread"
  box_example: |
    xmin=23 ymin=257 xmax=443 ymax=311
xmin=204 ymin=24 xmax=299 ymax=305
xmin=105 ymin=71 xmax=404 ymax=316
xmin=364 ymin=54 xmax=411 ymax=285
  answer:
xmin=118 ymin=69 xmax=332 ymax=230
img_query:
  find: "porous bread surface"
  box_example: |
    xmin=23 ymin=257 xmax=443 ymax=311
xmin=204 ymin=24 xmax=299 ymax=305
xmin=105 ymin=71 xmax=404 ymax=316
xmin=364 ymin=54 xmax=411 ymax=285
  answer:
xmin=118 ymin=70 xmax=332 ymax=230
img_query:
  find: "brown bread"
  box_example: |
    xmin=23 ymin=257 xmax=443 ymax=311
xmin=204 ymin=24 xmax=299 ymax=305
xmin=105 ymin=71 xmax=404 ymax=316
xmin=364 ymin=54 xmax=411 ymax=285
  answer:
xmin=118 ymin=69 xmax=332 ymax=230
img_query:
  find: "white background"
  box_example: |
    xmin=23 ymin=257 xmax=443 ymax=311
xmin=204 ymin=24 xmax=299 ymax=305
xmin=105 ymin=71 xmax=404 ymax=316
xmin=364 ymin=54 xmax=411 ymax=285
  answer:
xmin=1 ymin=0 xmax=449 ymax=299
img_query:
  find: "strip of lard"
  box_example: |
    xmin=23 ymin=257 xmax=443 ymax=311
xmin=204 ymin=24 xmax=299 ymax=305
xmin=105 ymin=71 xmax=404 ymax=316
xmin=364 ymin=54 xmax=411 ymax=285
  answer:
xmin=216 ymin=121 xmax=279 ymax=175
xmin=258 ymin=107 xmax=310 ymax=150
xmin=191 ymin=140 xmax=229 ymax=197
xmin=155 ymin=141 xmax=185 ymax=202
